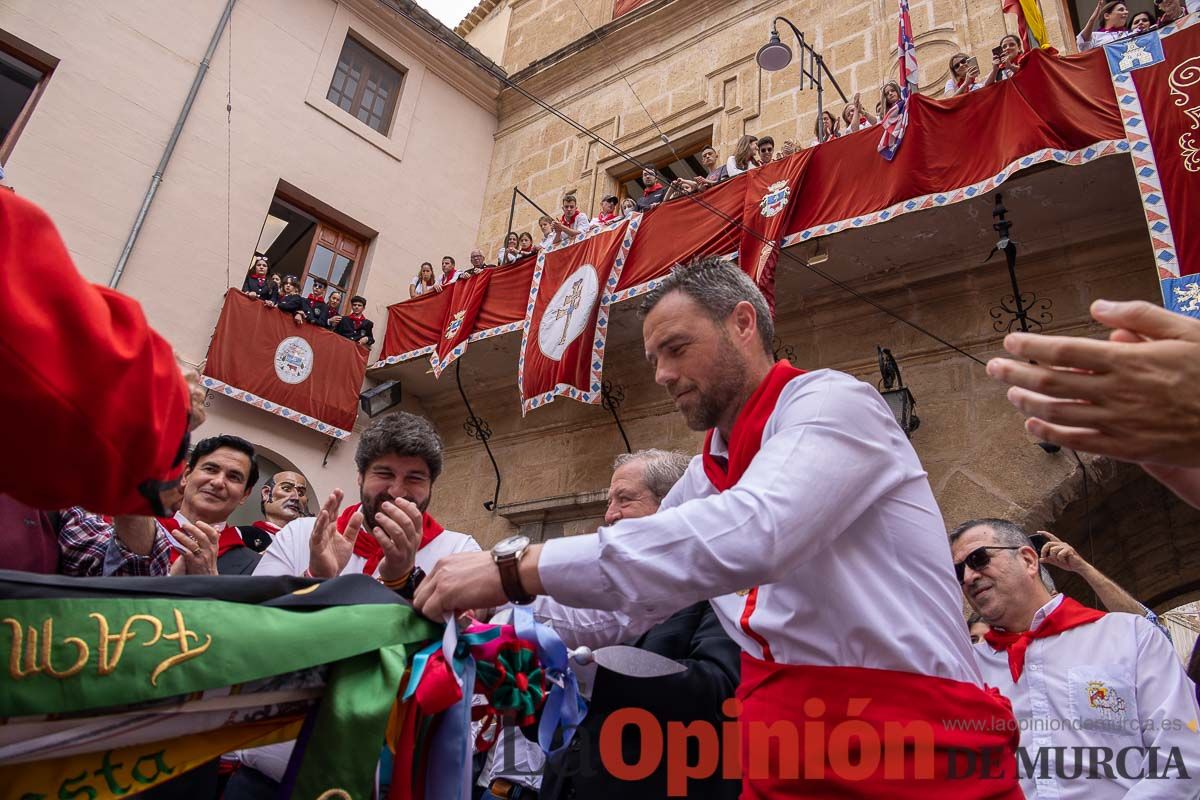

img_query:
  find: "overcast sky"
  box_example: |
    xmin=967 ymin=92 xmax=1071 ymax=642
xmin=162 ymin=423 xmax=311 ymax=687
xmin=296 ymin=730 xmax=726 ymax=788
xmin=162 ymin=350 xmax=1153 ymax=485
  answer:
xmin=420 ymin=0 xmax=479 ymax=28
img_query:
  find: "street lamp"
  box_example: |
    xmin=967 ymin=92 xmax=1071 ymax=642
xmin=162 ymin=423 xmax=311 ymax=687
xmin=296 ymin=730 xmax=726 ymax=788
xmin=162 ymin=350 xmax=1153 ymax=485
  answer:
xmin=877 ymin=347 xmax=920 ymax=438
xmin=756 ymin=17 xmax=849 ymax=143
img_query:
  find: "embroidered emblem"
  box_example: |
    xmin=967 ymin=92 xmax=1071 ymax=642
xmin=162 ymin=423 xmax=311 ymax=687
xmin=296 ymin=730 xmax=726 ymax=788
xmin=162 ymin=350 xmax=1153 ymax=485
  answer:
xmin=1105 ymin=31 xmax=1164 ymax=75
xmin=537 ymin=264 xmax=600 ymax=361
xmin=444 ymin=310 xmax=466 ymax=340
xmin=273 ymin=336 xmax=314 ymax=385
xmin=1174 ymin=281 xmax=1200 ymax=313
xmin=759 ymin=180 xmax=791 ymax=218
xmin=1087 ymin=680 xmax=1128 ymax=720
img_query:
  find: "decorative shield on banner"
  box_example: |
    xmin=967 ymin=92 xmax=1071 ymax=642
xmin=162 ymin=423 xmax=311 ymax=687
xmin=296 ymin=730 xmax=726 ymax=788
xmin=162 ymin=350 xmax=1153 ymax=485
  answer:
xmin=202 ymin=290 xmax=368 ymax=438
xmin=431 ymin=270 xmax=493 ymax=376
xmin=738 ymin=150 xmax=814 ymax=315
xmin=518 ymin=221 xmax=636 ymax=414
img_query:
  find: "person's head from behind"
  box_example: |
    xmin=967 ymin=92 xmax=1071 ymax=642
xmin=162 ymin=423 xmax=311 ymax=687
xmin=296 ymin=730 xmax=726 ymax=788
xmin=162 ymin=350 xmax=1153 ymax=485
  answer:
xmin=999 ymin=34 xmax=1023 ymax=62
xmin=261 ymin=470 xmax=307 ymax=524
xmin=757 ymin=136 xmax=775 ymax=161
xmin=518 ymin=231 xmax=534 ymax=251
xmin=539 ymin=214 xmax=555 ymax=236
xmin=354 ymin=412 xmax=443 ymax=525
xmin=181 ymin=435 xmax=259 ymax=524
xmin=600 ymin=195 xmax=618 ymax=216
xmin=967 ymin=612 xmax=990 ymax=645
xmin=734 ymin=134 xmax=759 ymax=169
xmin=699 ymin=145 xmax=719 ymax=171
xmin=605 ymin=449 xmax=691 ymax=525
xmin=881 ymin=81 xmax=902 ymax=112
xmin=327 ymin=290 xmax=343 ymax=312
xmin=1101 ymin=1 xmax=1129 ymax=28
xmin=1130 ymin=9 xmax=1153 ymax=31
xmin=950 ymin=518 xmax=1053 ymax=632
xmin=350 ymin=295 xmax=366 ymax=315
xmin=419 ymin=261 xmax=435 ymax=284
xmin=470 ymin=249 xmax=485 ymax=268
xmin=638 ymin=257 xmax=774 ymax=432
xmin=441 ymin=256 xmax=455 ymax=275
xmin=814 ymin=111 xmax=839 ymax=140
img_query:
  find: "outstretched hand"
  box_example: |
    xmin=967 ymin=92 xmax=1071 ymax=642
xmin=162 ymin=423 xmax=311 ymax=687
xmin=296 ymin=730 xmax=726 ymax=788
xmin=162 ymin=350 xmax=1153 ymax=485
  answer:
xmin=309 ymin=489 xmax=361 ymax=578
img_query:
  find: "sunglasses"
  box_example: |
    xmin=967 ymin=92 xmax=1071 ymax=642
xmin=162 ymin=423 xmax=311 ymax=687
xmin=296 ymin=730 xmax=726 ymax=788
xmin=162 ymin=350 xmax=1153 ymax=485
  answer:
xmin=954 ymin=545 xmax=1023 ymax=583
xmin=952 ymin=59 xmax=966 ymax=70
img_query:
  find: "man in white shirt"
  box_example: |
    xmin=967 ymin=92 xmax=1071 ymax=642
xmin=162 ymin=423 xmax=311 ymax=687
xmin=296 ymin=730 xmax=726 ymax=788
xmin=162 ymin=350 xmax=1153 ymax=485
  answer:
xmin=417 ymin=257 xmax=1021 ymax=798
xmin=951 ymin=518 xmax=1200 ymax=799
xmin=227 ymin=411 xmax=480 ymax=794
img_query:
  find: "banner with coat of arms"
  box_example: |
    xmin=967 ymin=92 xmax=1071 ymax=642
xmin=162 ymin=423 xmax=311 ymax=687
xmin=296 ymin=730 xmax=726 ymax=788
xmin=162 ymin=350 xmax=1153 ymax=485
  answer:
xmin=518 ymin=220 xmax=637 ymax=415
xmin=1102 ymin=15 xmax=1200 ymax=318
xmin=431 ymin=269 xmax=494 ymax=376
xmin=738 ymin=149 xmax=815 ymax=315
xmin=202 ymin=289 xmax=368 ymax=437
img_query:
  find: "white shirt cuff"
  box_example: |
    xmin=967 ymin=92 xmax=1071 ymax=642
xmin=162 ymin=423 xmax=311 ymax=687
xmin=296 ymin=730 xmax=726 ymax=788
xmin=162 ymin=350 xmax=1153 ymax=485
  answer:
xmin=538 ymin=534 xmax=605 ymax=606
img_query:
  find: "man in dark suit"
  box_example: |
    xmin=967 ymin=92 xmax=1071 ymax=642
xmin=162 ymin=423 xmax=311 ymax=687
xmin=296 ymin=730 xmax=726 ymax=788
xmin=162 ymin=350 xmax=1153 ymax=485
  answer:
xmin=483 ymin=450 xmax=741 ymax=800
xmin=333 ymin=295 xmax=376 ymax=347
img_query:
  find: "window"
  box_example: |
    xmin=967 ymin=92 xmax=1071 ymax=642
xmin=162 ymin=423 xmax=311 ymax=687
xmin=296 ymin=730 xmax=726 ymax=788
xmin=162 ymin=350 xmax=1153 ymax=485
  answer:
xmin=253 ymin=196 xmax=366 ymax=312
xmin=614 ymin=142 xmax=711 ymax=202
xmin=0 ymin=37 xmax=54 ymax=163
xmin=326 ymin=36 xmax=404 ymax=135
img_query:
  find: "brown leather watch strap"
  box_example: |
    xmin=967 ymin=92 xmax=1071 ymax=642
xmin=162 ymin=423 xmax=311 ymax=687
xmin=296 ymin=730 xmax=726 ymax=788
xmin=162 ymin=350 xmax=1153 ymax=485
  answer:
xmin=497 ymin=554 xmax=534 ymax=604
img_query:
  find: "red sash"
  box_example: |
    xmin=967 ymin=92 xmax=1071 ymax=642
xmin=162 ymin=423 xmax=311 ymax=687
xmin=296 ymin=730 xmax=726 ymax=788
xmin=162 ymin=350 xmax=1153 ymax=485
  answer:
xmin=702 ymin=360 xmax=805 ymax=662
xmin=252 ymin=519 xmax=280 ymax=535
xmin=738 ymin=655 xmax=1022 ymax=798
xmin=338 ymin=502 xmax=444 ymax=575
xmin=984 ymin=597 xmax=1105 ymax=682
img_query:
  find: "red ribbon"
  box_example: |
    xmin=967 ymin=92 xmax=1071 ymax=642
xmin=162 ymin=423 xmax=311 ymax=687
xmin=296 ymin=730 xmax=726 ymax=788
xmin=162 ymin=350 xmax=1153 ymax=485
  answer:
xmin=984 ymin=597 xmax=1105 ymax=682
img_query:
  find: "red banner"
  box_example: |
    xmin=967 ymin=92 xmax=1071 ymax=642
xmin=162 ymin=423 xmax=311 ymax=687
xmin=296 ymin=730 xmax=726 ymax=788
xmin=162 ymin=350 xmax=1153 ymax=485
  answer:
xmin=519 ymin=223 xmax=633 ymax=414
xmin=738 ymin=150 xmax=815 ymax=314
xmin=432 ymin=269 xmax=493 ymax=376
xmin=203 ymin=290 xmax=367 ymax=438
xmin=1126 ymin=21 xmax=1199 ymax=278
xmin=614 ymin=0 xmax=653 ymax=18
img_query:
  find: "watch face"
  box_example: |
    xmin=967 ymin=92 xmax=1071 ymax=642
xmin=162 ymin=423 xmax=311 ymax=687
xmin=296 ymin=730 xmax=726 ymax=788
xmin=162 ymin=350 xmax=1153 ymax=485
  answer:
xmin=494 ymin=535 xmax=530 ymax=559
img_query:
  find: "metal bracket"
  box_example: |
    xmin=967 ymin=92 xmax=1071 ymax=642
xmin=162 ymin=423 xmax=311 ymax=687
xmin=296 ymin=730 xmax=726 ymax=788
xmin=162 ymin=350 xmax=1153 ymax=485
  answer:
xmin=455 ymin=359 xmax=501 ymax=511
xmin=985 ymin=193 xmax=1053 ymax=334
xmin=601 ymin=380 xmax=632 ymax=453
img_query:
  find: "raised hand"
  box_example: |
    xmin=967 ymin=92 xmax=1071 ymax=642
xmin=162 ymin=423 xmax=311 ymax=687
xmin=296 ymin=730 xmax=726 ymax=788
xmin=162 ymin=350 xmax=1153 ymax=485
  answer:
xmin=371 ymin=497 xmax=424 ymax=582
xmin=168 ymin=520 xmax=220 ymax=575
xmin=308 ymin=489 xmax=361 ymax=578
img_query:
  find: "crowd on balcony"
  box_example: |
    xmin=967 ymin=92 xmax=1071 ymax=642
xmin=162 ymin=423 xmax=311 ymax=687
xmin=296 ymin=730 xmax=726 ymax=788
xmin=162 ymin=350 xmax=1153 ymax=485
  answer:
xmin=239 ymin=255 xmax=375 ymax=347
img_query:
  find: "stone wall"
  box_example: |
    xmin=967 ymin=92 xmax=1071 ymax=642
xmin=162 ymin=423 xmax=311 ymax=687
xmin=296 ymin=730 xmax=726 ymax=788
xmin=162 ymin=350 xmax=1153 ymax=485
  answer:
xmin=473 ymin=0 xmax=1078 ymax=255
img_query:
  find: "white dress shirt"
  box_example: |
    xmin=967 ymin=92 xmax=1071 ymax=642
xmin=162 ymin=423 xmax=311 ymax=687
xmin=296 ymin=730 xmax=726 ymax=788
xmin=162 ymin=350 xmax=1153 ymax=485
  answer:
xmin=238 ymin=516 xmax=481 ymax=781
xmin=974 ymin=595 xmax=1200 ymax=799
xmin=538 ymin=369 xmax=981 ymax=683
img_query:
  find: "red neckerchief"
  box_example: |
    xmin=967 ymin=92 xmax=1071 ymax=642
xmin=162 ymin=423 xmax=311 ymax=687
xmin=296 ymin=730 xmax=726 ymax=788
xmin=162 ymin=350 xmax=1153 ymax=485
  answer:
xmin=252 ymin=520 xmax=280 ymax=535
xmin=307 ymin=292 xmax=325 ymax=305
xmin=348 ymin=312 xmax=365 ymax=330
xmin=443 ymin=269 xmax=456 ymax=283
xmin=984 ymin=597 xmax=1106 ymax=682
xmin=701 ymin=361 xmax=805 ymax=663
xmin=560 ymin=210 xmax=581 ymax=227
xmin=339 ymin=502 xmax=445 ymax=575
xmin=596 ymin=211 xmax=617 ymax=224
xmin=702 ymin=360 xmax=806 ymax=491
xmin=643 ymin=182 xmax=665 ymax=194
xmin=159 ymin=516 xmax=244 ymax=561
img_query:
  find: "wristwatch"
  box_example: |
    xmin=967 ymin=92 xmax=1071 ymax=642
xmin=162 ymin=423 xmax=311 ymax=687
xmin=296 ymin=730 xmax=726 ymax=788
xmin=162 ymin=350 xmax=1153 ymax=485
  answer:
xmin=493 ymin=535 xmax=535 ymax=605
xmin=395 ymin=566 xmax=425 ymax=602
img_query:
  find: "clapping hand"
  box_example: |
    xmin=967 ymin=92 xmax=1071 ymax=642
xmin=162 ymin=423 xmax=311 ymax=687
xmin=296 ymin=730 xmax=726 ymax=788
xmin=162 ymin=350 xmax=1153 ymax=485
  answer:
xmin=308 ymin=489 xmax=361 ymax=578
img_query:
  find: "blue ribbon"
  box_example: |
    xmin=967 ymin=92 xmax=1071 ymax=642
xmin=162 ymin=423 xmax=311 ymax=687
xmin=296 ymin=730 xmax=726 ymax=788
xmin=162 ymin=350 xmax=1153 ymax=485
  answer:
xmin=513 ymin=606 xmax=586 ymax=754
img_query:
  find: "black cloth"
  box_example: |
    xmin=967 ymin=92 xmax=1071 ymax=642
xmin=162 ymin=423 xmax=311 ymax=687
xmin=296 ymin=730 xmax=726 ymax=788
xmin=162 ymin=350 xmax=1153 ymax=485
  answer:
xmin=241 ymin=276 xmax=278 ymax=304
xmin=276 ymin=294 xmax=305 ymax=316
xmin=334 ymin=315 xmax=375 ymax=346
xmin=635 ymin=184 xmax=669 ymax=212
xmin=223 ymin=765 xmax=279 ymax=800
xmin=540 ymin=601 xmax=741 ymax=800
xmin=304 ymin=298 xmax=329 ymax=326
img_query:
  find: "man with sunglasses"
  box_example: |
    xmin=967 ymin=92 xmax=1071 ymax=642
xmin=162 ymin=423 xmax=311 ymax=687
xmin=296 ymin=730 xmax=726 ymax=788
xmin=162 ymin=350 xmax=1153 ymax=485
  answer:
xmin=951 ymin=518 xmax=1200 ymax=799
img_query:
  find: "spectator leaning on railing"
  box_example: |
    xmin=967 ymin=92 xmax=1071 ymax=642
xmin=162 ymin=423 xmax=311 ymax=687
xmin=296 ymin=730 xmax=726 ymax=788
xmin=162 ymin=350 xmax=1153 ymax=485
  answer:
xmin=944 ymin=51 xmax=982 ymax=97
xmin=725 ymin=134 xmax=759 ymax=177
xmin=517 ymin=231 xmax=536 ymax=258
xmin=241 ymin=256 xmax=278 ymax=304
xmin=594 ymin=194 xmax=620 ymax=225
xmin=496 ymin=231 xmax=520 ymax=266
xmin=842 ymin=92 xmax=877 ymax=131
xmin=325 ymin=290 xmax=344 ymax=329
xmin=276 ymin=276 xmax=306 ymax=325
xmin=410 ymin=261 xmax=436 ymax=299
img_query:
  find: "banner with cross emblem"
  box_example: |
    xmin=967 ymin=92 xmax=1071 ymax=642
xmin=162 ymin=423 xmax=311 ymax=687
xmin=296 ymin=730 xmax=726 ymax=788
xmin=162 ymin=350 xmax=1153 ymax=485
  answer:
xmin=430 ymin=269 xmax=494 ymax=376
xmin=518 ymin=221 xmax=636 ymax=414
